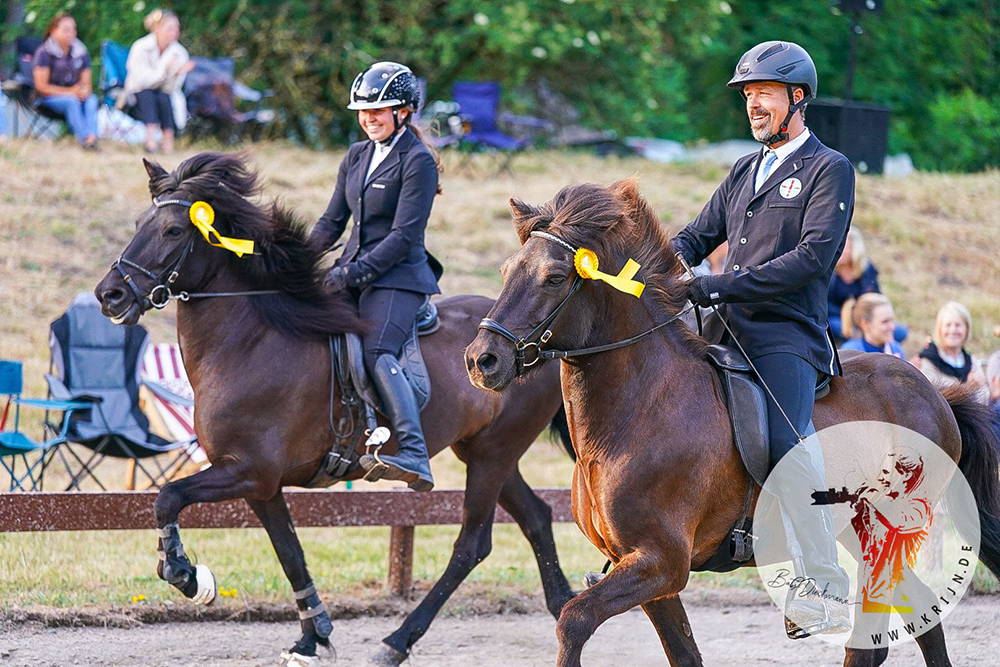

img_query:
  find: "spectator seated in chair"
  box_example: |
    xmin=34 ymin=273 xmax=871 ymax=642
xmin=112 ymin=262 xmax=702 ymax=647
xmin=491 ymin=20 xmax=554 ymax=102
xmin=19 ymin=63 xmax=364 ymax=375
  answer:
xmin=120 ymin=9 xmax=193 ymax=154
xmin=839 ymin=293 xmax=905 ymax=358
xmin=32 ymin=14 xmax=98 ymax=149
xmin=828 ymin=227 xmax=907 ymax=344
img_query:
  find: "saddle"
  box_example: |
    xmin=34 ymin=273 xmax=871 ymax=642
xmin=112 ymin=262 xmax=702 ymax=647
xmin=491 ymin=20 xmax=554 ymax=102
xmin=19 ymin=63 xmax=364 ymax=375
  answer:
xmin=302 ymin=298 xmax=439 ymax=488
xmin=693 ymin=344 xmax=831 ymax=573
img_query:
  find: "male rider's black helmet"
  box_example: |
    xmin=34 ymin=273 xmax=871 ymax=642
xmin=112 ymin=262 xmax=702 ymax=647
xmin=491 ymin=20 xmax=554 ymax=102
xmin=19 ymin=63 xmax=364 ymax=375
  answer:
xmin=348 ymin=62 xmax=420 ymax=111
xmin=727 ymin=41 xmax=817 ymax=100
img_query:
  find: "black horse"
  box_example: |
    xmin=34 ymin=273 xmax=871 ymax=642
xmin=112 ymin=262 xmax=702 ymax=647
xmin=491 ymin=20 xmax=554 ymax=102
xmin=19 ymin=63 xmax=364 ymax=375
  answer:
xmin=94 ymin=153 xmax=575 ymax=666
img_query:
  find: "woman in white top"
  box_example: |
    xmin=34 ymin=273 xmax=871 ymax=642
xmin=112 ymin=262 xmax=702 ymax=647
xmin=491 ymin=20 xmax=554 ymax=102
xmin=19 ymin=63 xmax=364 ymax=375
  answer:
xmin=121 ymin=9 xmax=193 ymax=154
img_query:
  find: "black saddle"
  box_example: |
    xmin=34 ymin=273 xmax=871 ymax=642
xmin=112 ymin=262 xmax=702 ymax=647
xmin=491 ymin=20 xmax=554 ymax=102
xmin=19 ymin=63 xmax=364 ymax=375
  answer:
xmin=338 ymin=297 xmax=438 ymax=415
xmin=302 ymin=298 xmax=439 ymax=488
xmin=693 ymin=344 xmax=831 ymax=573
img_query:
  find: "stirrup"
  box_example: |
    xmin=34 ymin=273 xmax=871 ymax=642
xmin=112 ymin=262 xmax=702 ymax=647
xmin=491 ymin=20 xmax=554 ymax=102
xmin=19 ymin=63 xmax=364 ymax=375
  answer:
xmin=361 ymin=426 xmax=392 ymax=482
xmin=784 ymin=601 xmax=851 ymax=639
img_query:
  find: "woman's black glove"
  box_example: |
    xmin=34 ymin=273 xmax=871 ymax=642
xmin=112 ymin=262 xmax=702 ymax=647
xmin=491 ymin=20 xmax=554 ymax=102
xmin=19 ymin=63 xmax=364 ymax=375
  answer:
xmin=324 ymin=266 xmax=348 ymax=292
xmin=685 ymin=276 xmax=716 ymax=308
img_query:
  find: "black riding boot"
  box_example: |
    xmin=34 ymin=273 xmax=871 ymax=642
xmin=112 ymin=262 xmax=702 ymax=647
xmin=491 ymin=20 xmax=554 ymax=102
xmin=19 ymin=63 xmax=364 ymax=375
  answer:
xmin=359 ymin=354 xmax=434 ymax=492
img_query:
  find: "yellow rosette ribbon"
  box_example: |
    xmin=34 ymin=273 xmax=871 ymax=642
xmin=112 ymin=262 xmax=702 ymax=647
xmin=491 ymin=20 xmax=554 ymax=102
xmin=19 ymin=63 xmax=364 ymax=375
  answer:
xmin=188 ymin=201 xmax=255 ymax=257
xmin=573 ymin=248 xmax=645 ymax=298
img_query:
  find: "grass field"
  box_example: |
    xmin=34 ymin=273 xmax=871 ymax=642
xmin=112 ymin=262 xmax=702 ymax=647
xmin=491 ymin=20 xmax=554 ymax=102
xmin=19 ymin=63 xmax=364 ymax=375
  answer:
xmin=1 ymin=138 xmax=998 ymax=612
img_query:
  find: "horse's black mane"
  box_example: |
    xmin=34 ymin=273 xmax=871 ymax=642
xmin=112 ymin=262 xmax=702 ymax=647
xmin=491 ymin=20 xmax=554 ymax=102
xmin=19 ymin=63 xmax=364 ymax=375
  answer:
xmin=149 ymin=152 xmax=361 ymax=339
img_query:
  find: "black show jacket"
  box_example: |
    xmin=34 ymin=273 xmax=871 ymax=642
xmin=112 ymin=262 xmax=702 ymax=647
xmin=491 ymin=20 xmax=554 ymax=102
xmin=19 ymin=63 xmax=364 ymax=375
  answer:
xmin=312 ymin=129 xmax=442 ymax=294
xmin=672 ymin=132 xmax=854 ymax=376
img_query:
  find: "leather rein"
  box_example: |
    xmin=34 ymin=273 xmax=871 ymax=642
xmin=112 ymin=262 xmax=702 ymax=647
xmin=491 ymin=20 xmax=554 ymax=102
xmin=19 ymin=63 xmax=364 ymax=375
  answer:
xmin=478 ymin=230 xmax=694 ymax=377
xmin=112 ymin=197 xmax=278 ymax=311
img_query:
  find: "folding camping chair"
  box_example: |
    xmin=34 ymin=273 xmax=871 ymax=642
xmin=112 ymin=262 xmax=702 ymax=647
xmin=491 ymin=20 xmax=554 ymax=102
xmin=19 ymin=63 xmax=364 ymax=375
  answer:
xmin=46 ymin=293 xmax=199 ymax=490
xmin=1 ymin=360 xmax=91 ymax=491
xmin=452 ymin=81 xmax=551 ymax=175
xmin=6 ymin=36 xmax=65 ymax=139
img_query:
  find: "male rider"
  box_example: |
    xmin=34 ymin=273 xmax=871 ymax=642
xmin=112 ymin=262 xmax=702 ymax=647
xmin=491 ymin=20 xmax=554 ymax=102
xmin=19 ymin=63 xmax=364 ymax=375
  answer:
xmin=671 ymin=41 xmax=853 ymax=637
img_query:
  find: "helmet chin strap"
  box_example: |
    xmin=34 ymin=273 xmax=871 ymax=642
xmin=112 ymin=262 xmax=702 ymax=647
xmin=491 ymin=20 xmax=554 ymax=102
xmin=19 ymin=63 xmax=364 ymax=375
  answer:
xmin=765 ymin=84 xmax=806 ymax=147
xmin=380 ymin=107 xmax=411 ymax=146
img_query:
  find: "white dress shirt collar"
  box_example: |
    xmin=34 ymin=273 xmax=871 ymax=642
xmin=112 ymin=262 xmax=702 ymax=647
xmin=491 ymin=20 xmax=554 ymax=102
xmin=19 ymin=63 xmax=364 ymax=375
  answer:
xmin=366 ymin=127 xmax=406 ymax=182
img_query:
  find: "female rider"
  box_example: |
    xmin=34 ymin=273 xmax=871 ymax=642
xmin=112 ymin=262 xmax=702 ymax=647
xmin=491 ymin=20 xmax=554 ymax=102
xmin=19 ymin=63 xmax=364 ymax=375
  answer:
xmin=308 ymin=62 xmax=442 ymax=491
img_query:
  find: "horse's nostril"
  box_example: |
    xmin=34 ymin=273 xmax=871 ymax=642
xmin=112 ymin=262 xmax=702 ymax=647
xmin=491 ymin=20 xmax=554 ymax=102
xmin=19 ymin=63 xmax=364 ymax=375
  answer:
xmin=102 ymin=288 xmax=126 ymax=305
xmin=465 ymin=354 xmax=475 ymax=372
xmin=476 ymin=353 xmax=499 ymax=373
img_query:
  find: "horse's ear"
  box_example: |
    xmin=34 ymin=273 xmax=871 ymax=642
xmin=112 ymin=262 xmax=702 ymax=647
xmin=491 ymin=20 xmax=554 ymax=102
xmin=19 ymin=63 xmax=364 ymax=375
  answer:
xmin=143 ymin=158 xmax=168 ymax=181
xmin=509 ymin=198 xmax=539 ymax=244
xmin=610 ymin=177 xmax=641 ymax=206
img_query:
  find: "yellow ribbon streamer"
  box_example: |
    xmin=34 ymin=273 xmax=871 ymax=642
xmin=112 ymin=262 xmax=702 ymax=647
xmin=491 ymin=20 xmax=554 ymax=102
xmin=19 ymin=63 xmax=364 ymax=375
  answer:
xmin=574 ymin=248 xmax=645 ymax=298
xmin=188 ymin=201 xmax=255 ymax=257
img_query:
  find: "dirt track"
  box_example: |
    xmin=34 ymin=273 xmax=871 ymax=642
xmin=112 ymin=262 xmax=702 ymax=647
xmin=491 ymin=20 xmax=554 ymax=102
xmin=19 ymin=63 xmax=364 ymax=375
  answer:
xmin=3 ymin=597 xmax=999 ymax=666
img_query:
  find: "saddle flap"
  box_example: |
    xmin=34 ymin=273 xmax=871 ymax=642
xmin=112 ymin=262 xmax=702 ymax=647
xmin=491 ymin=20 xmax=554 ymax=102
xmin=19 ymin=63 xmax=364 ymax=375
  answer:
xmin=343 ymin=326 xmax=431 ymax=415
xmin=718 ymin=367 xmax=770 ymax=488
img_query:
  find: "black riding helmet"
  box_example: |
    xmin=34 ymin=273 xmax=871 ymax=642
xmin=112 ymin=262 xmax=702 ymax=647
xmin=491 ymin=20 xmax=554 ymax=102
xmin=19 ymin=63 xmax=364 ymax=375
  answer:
xmin=728 ymin=41 xmax=817 ymax=147
xmin=348 ymin=62 xmax=420 ymax=143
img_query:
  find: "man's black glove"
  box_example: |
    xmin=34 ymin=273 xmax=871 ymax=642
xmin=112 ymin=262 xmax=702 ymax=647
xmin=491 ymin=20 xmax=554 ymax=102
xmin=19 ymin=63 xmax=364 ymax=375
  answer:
xmin=685 ymin=276 xmax=716 ymax=308
xmin=324 ymin=266 xmax=348 ymax=292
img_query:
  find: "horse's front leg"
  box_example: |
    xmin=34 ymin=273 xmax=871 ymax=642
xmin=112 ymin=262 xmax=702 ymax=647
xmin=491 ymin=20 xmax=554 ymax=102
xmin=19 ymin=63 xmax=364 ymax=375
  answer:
xmin=153 ymin=463 xmax=264 ymax=604
xmin=556 ymin=551 xmax=682 ymax=667
xmin=247 ymin=492 xmax=333 ymax=667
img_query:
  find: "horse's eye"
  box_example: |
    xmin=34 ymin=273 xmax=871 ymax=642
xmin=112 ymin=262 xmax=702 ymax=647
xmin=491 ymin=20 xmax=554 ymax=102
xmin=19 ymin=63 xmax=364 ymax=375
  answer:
xmin=546 ymin=275 xmax=566 ymax=286
xmin=164 ymin=226 xmax=185 ymax=239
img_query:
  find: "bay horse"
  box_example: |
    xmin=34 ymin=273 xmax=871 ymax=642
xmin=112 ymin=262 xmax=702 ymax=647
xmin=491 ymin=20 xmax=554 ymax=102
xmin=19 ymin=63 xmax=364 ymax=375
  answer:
xmin=93 ymin=153 xmax=576 ymax=666
xmin=465 ymin=178 xmax=1000 ymax=667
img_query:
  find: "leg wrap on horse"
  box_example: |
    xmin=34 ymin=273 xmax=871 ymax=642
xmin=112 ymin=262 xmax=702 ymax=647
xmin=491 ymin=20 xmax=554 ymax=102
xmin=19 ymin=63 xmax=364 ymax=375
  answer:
xmin=294 ymin=583 xmax=333 ymax=644
xmin=156 ymin=522 xmax=198 ymax=598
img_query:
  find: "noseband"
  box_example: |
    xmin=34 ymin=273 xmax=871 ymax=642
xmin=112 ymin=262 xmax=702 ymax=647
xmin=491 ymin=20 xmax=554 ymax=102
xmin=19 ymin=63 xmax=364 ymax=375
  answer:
xmin=112 ymin=197 xmax=198 ymax=311
xmin=478 ymin=230 xmax=693 ymax=377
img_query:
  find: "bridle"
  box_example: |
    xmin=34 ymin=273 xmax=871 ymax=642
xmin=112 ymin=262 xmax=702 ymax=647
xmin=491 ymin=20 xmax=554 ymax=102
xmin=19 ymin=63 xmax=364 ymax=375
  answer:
xmin=478 ymin=230 xmax=693 ymax=377
xmin=111 ymin=196 xmax=277 ymax=312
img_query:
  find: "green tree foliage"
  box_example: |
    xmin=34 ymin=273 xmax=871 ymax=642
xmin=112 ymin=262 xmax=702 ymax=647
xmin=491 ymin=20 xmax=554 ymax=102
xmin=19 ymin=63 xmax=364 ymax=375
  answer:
xmin=6 ymin=0 xmax=998 ymax=171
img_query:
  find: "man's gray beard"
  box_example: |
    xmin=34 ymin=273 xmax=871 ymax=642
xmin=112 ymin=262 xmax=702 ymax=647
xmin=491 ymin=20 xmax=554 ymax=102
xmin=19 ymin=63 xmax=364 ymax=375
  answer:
xmin=751 ymin=122 xmax=774 ymax=143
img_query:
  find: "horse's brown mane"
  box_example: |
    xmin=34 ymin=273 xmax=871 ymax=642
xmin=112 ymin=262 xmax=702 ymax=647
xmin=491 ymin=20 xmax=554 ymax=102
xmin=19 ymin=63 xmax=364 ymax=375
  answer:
xmin=150 ymin=152 xmax=361 ymax=339
xmin=513 ymin=178 xmax=706 ymax=357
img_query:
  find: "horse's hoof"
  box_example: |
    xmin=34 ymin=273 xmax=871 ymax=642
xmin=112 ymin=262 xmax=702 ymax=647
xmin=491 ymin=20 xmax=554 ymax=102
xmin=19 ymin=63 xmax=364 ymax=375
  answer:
xmin=582 ymin=571 xmax=606 ymax=588
xmin=279 ymin=651 xmax=319 ymax=667
xmin=191 ymin=563 xmax=216 ymax=605
xmin=368 ymin=643 xmax=407 ymax=666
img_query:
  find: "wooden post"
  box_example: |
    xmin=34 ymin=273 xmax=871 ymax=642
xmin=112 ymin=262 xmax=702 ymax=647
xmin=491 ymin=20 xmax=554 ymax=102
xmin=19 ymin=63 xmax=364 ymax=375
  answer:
xmin=387 ymin=525 xmax=415 ymax=597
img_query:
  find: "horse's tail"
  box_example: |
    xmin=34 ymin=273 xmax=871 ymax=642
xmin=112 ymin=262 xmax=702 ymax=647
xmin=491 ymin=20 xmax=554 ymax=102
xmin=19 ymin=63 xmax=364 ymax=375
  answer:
xmin=549 ymin=403 xmax=576 ymax=462
xmin=943 ymin=383 xmax=1000 ymax=577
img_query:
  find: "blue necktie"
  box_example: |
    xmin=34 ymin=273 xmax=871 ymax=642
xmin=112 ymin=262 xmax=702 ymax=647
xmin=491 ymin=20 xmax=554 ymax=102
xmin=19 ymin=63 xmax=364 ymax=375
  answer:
xmin=756 ymin=151 xmax=778 ymax=193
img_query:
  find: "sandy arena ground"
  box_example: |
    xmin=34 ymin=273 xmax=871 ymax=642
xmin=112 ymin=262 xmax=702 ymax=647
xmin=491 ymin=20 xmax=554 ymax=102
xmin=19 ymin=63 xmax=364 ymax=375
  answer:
xmin=3 ymin=597 xmax=999 ymax=666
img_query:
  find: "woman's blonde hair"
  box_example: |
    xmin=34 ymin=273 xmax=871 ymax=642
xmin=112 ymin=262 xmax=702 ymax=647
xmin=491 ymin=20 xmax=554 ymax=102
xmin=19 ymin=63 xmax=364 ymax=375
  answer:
xmin=933 ymin=301 xmax=973 ymax=348
xmin=144 ymin=8 xmax=178 ymax=33
xmin=841 ymin=292 xmax=891 ymax=339
xmin=843 ymin=227 xmax=871 ymax=281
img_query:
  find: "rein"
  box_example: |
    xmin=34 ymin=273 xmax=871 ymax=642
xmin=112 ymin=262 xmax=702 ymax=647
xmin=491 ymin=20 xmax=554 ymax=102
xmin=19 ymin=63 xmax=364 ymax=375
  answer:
xmin=112 ymin=196 xmax=278 ymax=311
xmin=478 ymin=230 xmax=693 ymax=376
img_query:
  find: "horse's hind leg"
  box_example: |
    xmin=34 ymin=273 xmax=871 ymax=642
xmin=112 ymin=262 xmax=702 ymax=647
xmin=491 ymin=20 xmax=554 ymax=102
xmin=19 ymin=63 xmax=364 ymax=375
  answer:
xmin=374 ymin=459 xmax=503 ymax=665
xmin=641 ymin=596 xmax=702 ymax=667
xmin=153 ymin=464 xmax=263 ymax=604
xmin=556 ymin=553 xmax=677 ymax=667
xmin=247 ymin=492 xmax=333 ymax=666
xmin=913 ymin=624 xmax=951 ymax=667
xmin=843 ymin=648 xmax=889 ymax=667
xmin=498 ymin=466 xmax=575 ymax=617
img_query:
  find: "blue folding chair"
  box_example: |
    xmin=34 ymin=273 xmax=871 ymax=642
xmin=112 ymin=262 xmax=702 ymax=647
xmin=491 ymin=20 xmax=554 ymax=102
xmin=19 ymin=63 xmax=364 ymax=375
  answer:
xmin=99 ymin=39 xmax=130 ymax=109
xmin=0 ymin=360 xmax=91 ymax=491
xmin=452 ymin=81 xmax=551 ymax=174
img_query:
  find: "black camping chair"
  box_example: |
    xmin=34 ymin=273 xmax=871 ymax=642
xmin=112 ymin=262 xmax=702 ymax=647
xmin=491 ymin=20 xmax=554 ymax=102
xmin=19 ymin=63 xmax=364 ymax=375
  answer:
xmin=45 ymin=293 xmax=199 ymax=490
xmin=6 ymin=36 xmax=66 ymax=139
